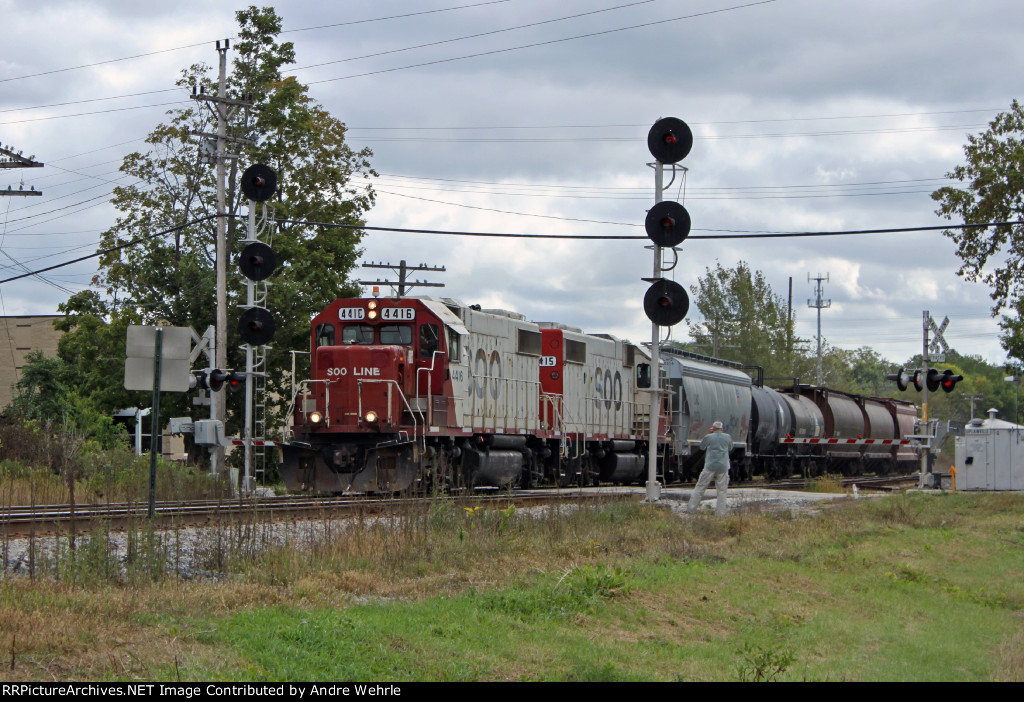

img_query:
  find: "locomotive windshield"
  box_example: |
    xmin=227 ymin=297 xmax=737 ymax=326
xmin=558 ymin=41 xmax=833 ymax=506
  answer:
xmin=315 ymin=323 xmax=335 ymax=348
xmin=380 ymin=325 xmax=413 ymax=345
xmin=338 ymin=323 xmax=416 ymax=345
xmin=342 ymin=324 xmax=374 ymax=345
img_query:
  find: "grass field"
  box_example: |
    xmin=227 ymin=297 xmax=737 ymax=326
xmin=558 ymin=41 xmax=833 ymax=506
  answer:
xmin=0 ymin=490 xmax=1021 ymax=681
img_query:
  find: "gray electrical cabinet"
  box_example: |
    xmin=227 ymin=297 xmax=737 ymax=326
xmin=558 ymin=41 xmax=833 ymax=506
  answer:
xmin=954 ymin=410 xmax=1024 ymax=491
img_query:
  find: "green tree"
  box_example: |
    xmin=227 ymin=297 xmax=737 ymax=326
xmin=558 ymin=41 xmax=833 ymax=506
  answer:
xmin=932 ymin=100 xmax=1024 ymax=360
xmin=5 ymin=295 xmax=132 ymax=449
xmin=53 ymin=290 xmax=139 ymax=417
xmin=686 ymin=261 xmax=796 ymax=378
xmin=95 ymin=6 xmax=376 ymax=429
xmin=7 ymin=351 xmax=72 ymax=424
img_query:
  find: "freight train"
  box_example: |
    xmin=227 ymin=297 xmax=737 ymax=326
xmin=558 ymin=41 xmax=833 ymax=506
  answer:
xmin=279 ymin=295 xmax=919 ymax=492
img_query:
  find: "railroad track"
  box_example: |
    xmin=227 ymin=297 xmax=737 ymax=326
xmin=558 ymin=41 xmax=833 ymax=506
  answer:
xmin=757 ymin=474 xmax=918 ymax=492
xmin=0 ymin=474 xmax=917 ymax=537
xmin=0 ymin=490 xmax=628 ymax=538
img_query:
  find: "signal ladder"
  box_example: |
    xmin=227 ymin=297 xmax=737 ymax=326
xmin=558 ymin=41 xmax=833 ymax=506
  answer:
xmin=248 ymin=205 xmax=274 ymax=485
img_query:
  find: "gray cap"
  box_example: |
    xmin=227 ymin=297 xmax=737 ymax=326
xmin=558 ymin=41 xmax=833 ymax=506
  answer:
xmin=712 ymin=421 xmax=723 ymax=430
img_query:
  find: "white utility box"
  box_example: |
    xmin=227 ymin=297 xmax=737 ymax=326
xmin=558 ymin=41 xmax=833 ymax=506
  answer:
xmin=954 ymin=409 xmax=1024 ymax=490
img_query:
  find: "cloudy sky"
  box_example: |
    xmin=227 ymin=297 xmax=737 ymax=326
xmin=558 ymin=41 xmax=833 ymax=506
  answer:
xmin=1 ymin=0 xmax=1022 ymax=369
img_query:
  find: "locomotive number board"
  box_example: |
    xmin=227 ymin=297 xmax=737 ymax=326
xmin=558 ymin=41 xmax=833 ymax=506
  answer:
xmin=338 ymin=308 xmax=365 ymax=320
xmin=380 ymin=307 xmax=416 ymax=320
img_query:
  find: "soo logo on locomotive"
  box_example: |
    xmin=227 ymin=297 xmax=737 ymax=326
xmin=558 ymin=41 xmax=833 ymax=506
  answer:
xmin=325 ymin=367 xmax=381 ymax=377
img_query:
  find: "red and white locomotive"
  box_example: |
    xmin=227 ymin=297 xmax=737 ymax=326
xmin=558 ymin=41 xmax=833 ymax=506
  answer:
xmin=280 ymin=295 xmax=657 ymax=492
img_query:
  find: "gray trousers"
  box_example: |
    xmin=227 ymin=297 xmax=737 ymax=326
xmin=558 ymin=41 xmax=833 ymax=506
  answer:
xmin=687 ymin=467 xmax=730 ymax=515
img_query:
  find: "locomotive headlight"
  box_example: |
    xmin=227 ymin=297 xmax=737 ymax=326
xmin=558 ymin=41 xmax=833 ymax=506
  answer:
xmin=365 ymin=410 xmax=379 ymax=424
xmin=367 ymin=300 xmax=378 ymax=310
xmin=309 ymin=411 xmax=323 ymax=425
xmin=368 ymin=310 xmax=378 ymax=319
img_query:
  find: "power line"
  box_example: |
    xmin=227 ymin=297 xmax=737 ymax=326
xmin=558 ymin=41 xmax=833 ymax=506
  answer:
xmin=279 ymin=217 xmax=1023 ymax=240
xmin=0 ymin=215 xmax=1017 ymax=288
xmin=307 ymin=0 xmax=779 ymax=86
xmin=376 ymin=181 xmax=942 ymax=201
xmin=295 ymin=0 xmax=658 ymax=73
xmin=0 ymin=214 xmax=216 ymax=285
xmin=0 ymin=0 xmax=514 ymax=85
xmin=345 ymin=123 xmax=987 ymax=143
xmin=0 ymin=100 xmax=188 ymax=127
xmin=377 ymin=172 xmax=952 ymax=192
xmin=348 ymin=108 xmax=1005 ymax=130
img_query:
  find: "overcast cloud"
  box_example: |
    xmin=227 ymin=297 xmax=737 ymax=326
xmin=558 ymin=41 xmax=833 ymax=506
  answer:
xmin=1 ymin=0 xmax=1022 ymax=369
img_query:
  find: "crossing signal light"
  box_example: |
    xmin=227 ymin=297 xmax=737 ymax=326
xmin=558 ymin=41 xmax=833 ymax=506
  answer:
xmin=886 ymin=368 xmax=913 ymax=391
xmin=940 ymin=370 xmax=963 ymax=393
xmin=887 ymin=367 xmax=962 ymax=393
xmin=226 ymin=370 xmax=246 ymax=392
xmin=195 ymin=368 xmax=231 ymax=392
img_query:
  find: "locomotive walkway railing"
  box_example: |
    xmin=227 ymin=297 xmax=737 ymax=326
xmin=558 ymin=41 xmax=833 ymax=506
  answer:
xmin=467 ymin=373 xmax=540 ymax=433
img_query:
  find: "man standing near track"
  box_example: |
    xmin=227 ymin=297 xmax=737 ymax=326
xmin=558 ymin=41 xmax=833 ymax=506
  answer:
xmin=687 ymin=420 xmax=732 ymax=516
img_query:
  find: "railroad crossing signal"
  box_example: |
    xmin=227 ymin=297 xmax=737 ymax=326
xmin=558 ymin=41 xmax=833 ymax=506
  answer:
xmin=928 ymin=314 xmax=950 ymax=362
xmin=887 ymin=367 xmax=963 ymax=393
xmin=195 ymin=368 xmax=231 ymax=392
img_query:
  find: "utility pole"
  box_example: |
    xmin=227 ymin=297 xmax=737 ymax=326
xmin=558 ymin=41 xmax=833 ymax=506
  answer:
xmin=359 ymin=260 xmax=446 ymax=296
xmin=807 ymin=273 xmax=830 ymax=384
xmin=190 ymin=40 xmax=255 ymax=474
xmin=961 ymin=393 xmax=984 ymax=420
xmin=692 ymin=312 xmax=738 ymax=358
xmin=919 ymin=311 xmax=950 ymax=486
xmin=0 ymin=142 xmax=43 ymax=197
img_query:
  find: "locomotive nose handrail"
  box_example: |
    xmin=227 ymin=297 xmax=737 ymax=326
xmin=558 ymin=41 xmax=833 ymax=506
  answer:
xmin=415 ymin=350 xmax=447 ymax=426
xmin=284 ymin=378 xmax=333 ymax=442
xmin=357 ymin=378 xmax=422 ymax=448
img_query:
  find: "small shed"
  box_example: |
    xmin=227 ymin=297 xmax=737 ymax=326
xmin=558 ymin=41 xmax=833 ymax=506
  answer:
xmin=954 ymin=409 xmax=1024 ymax=491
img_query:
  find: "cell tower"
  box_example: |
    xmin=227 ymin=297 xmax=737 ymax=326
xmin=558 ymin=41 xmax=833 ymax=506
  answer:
xmin=808 ymin=273 xmax=830 ymax=385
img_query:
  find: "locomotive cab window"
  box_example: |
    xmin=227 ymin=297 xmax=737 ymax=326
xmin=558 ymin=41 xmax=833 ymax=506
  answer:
xmin=419 ymin=324 xmax=440 ymax=359
xmin=380 ymin=324 xmax=413 ymax=345
xmin=342 ymin=324 xmax=374 ymax=345
xmin=447 ymin=328 xmax=461 ymax=360
xmin=636 ymin=363 xmax=652 ymax=389
xmin=315 ymin=323 xmax=335 ymax=348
